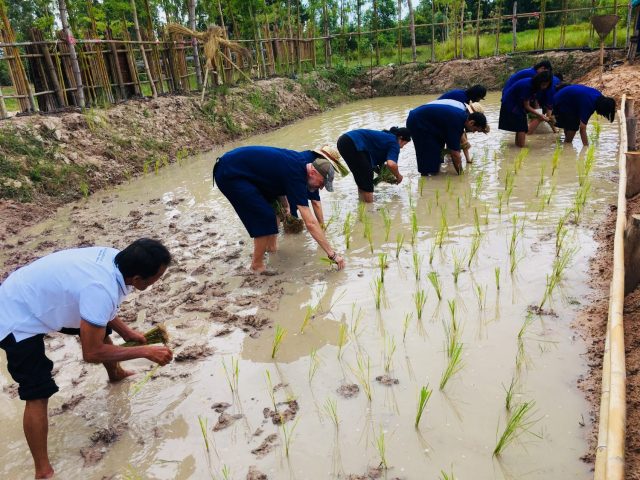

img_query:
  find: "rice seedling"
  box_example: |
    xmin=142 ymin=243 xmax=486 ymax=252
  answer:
xmin=493 ymin=400 xmax=539 ymax=456
xmin=456 ymin=197 xmax=461 ymax=219
xmin=429 ymin=241 xmax=437 ymax=265
xmin=439 ymin=467 xmax=456 ymax=480
xmin=427 ymin=271 xmax=442 ymax=301
xmin=539 ymin=245 xmax=578 ymax=307
xmin=419 ymin=176 xmax=427 ymax=196
xmin=349 ymin=304 xmax=365 ymax=338
xmin=381 ymin=208 xmax=392 ymax=241
xmin=403 ymin=313 xmax=413 ymax=341
xmin=357 ymin=201 xmax=367 ymax=222
xmin=414 ymin=385 xmax=433 ymax=428
xmin=220 ymin=465 xmax=231 ymax=480
xmin=371 ymin=275 xmax=384 ymax=310
xmin=447 ymin=299 xmax=457 ymax=326
xmin=473 ymin=207 xmax=481 ymax=235
xmin=337 ymin=323 xmax=348 ymax=359
xmin=222 ymin=356 xmax=240 ymax=394
xmin=265 ymin=370 xmax=278 ymax=413
xmin=474 ymin=170 xmax=485 ymax=197
xmin=414 ymin=288 xmax=427 ymax=320
xmin=468 ymin=233 xmax=481 ymax=267
xmin=378 ymin=253 xmax=388 ymax=283
xmin=439 ymin=340 xmax=464 ymax=390
xmin=443 ymin=317 xmax=461 ymax=359
xmin=364 ymin=216 xmax=374 ymax=253
xmin=535 ymin=164 xmax=546 ymax=198
xmin=514 ymin=147 xmax=529 ymax=173
xmin=503 ymin=376 xmax=518 ymax=411
xmin=551 ymin=143 xmax=562 ymax=176
xmin=308 ymin=348 xmax=321 ymax=383
xmin=495 ymin=267 xmax=501 ymax=290
xmin=435 ymin=189 xmax=440 ymax=206
xmin=411 ymin=208 xmax=419 ymax=245
xmin=545 ymin=184 xmax=556 ymax=206
xmin=395 ymin=233 xmax=405 ymax=258
xmin=129 ymin=365 xmax=160 ymax=397
xmin=271 ymin=325 xmax=287 ymax=359
xmin=281 ymin=417 xmax=299 ymax=457
xmin=452 ymin=249 xmax=465 ymax=284
xmin=197 ymin=416 xmax=210 ymax=452
xmin=122 ymin=324 xmax=169 ymax=346
xmin=497 ymin=191 xmax=504 ymax=215
xmin=375 ymin=427 xmax=388 ymax=469
xmin=435 ymin=212 xmax=448 ymax=248
xmin=412 ymin=251 xmax=422 ymax=280
xmin=589 ymin=115 xmax=602 ymax=143
xmin=323 ymin=397 xmax=339 ymax=429
xmin=299 ymin=304 xmax=316 ymax=333
xmin=475 ymin=284 xmax=486 ymax=310
xmin=343 ymin=212 xmax=353 ymax=249
xmin=383 ymin=335 xmax=397 ymax=373
xmin=573 ymin=179 xmax=591 ymax=223
xmin=446 ymin=176 xmax=453 ymax=193
xmin=440 ymin=206 xmax=449 ymax=236
xmin=516 ymin=314 xmax=535 ymax=369
xmin=352 ymin=353 xmax=373 ymax=401
xmin=555 ymin=212 xmax=570 ymax=257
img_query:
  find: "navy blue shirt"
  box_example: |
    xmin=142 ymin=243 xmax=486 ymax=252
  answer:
xmin=438 ymin=89 xmax=469 ymax=104
xmin=219 ymin=146 xmax=315 ymax=208
xmin=553 ymin=85 xmax=603 ymax=124
xmin=344 ymin=129 xmax=400 ymax=168
xmin=502 ymin=78 xmax=538 ymax=115
xmin=537 ymin=75 xmax=562 ymax=110
xmin=504 ymin=67 xmax=537 ymax=90
xmin=408 ymin=104 xmax=467 ymax=150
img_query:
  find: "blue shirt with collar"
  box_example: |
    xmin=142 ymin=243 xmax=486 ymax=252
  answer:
xmin=438 ymin=89 xmax=469 ymax=104
xmin=502 ymin=78 xmax=538 ymax=115
xmin=408 ymin=104 xmax=467 ymax=150
xmin=344 ymin=129 xmax=401 ymax=168
xmin=504 ymin=67 xmax=537 ymax=90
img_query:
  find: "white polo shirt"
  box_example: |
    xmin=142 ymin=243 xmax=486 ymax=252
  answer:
xmin=427 ymin=99 xmax=467 ymax=111
xmin=0 ymin=247 xmax=132 ymax=342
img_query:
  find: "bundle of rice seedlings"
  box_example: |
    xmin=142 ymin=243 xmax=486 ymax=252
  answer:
xmin=373 ymin=165 xmax=397 ymax=186
xmin=121 ymin=324 xmax=169 ymax=347
xmin=283 ymin=215 xmax=304 ymax=234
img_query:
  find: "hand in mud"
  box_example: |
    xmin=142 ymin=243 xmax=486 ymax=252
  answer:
xmin=145 ymin=345 xmax=173 ymax=365
xmin=394 ymin=174 xmax=403 ymax=185
xmin=332 ymin=254 xmax=345 ymax=270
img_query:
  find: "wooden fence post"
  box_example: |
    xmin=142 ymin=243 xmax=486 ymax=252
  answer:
xmin=495 ymin=1 xmax=502 ymax=55
xmin=512 ymin=1 xmax=517 ymax=52
xmin=130 ymin=0 xmax=156 ymax=98
xmin=59 ymin=0 xmax=85 ymax=108
xmin=614 ymin=0 xmax=618 ymax=48
xmin=0 ymin=84 xmax=8 ymax=119
xmin=431 ymin=0 xmax=436 ymax=61
xmin=624 ymin=213 xmax=640 ymax=293
xmin=475 ymin=0 xmax=482 ymax=59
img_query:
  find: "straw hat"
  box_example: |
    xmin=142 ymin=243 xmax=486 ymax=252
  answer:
xmin=466 ymin=102 xmax=490 ymax=133
xmin=313 ymin=145 xmax=349 ymax=177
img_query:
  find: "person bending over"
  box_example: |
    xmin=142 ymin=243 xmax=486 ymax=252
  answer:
xmin=0 ymin=238 xmax=174 ymax=479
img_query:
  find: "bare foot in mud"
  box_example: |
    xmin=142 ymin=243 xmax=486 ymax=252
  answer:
xmin=105 ymin=364 xmax=135 ymax=382
xmin=250 ymin=262 xmax=266 ymax=273
xmin=35 ymin=467 xmax=54 ymax=479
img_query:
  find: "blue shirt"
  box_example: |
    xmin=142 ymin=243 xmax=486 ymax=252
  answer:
xmin=504 ymin=67 xmax=537 ymax=90
xmin=553 ymin=85 xmax=603 ymax=124
xmin=502 ymin=78 xmax=537 ymax=115
xmin=438 ymin=89 xmax=469 ymax=104
xmin=219 ymin=146 xmax=314 ymax=208
xmin=408 ymin=104 xmax=467 ymax=150
xmin=537 ymin=75 xmax=562 ymax=110
xmin=344 ymin=129 xmax=400 ymax=168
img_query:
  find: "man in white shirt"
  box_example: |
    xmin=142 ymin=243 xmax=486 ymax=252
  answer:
xmin=0 ymin=238 xmax=173 ymax=479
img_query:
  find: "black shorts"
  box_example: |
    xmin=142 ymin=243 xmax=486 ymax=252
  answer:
xmin=555 ymin=111 xmax=580 ymax=131
xmin=337 ymin=134 xmax=375 ymax=193
xmin=0 ymin=334 xmax=59 ymax=401
xmin=498 ymin=103 xmax=528 ymax=133
xmin=0 ymin=327 xmax=112 ymax=401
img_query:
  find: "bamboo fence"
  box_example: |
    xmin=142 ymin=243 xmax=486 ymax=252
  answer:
xmin=0 ymin=3 xmax=636 ymax=117
xmin=593 ymin=95 xmax=627 ymax=480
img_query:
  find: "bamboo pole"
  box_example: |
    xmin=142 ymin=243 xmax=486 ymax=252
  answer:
xmin=431 ymin=0 xmax=436 ymax=61
xmin=512 ymin=1 xmax=518 ymax=52
xmin=408 ymin=0 xmax=417 ymax=62
xmin=0 ymin=83 xmax=8 ymax=118
xmin=397 ymin=0 xmax=402 ymax=64
xmin=130 ymin=0 xmax=156 ymax=98
xmin=460 ymin=0 xmax=465 ymax=59
xmin=475 ymin=0 xmax=482 ymax=58
xmin=322 ymin=0 xmax=331 ymax=68
xmin=31 ymin=29 xmax=64 ymax=108
xmin=373 ymin=0 xmax=380 ymax=65
xmin=189 ymin=0 xmax=203 ymax=88
xmin=614 ymin=0 xmax=619 ymax=47
xmin=58 ymin=0 xmax=85 ymax=108
xmin=357 ymin=0 xmax=362 ymax=65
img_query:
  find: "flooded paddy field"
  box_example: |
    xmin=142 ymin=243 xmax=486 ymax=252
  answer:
xmin=0 ymin=93 xmax=619 ymax=479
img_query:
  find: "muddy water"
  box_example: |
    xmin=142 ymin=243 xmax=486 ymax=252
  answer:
xmin=0 ymin=93 xmax=619 ymax=479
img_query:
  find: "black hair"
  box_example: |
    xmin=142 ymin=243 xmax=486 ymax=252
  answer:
xmin=468 ymin=112 xmax=487 ymax=128
xmin=465 ymin=84 xmax=487 ymax=102
xmin=531 ymin=71 xmax=553 ymax=92
xmin=533 ymin=60 xmax=552 ymax=71
xmin=115 ymin=238 xmax=171 ymax=279
xmin=595 ymin=96 xmax=616 ymax=122
xmin=555 ymin=82 xmax=571 ymax=92
xmin=555 ymin=72 xmax=564 ymax=81
xmin=384 ymin=126 xmax=412 ymax=142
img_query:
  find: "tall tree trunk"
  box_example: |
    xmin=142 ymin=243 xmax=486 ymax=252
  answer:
xmin=357 ymin=0 xmax=362 ymax=64
xmin=475 ymin=0 xmax=481 ymax=58
xmin=188 ymin=0 xmax=203 ymax=87
xmin=373 ymin=0 xmax=380 ymax=65
xmin=58 ymin=0 xmax=85 ymax=107
xmin=322 ymin=0 xmax=331 ymax=67
xmin=397 ymin=0 xmax=402 ymax=64
xmin=130 ymin=0 xmax=157 ymax=97
xmin=431 ymin=0 xmax=435 ymax=61
xmin=460 ymin=0 xmax=465 ymax=59
xmin=407 ymin=0 xmax=417 ymax=62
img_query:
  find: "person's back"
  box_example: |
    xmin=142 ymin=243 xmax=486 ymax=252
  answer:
xmin=410 ymin=103 xmax=467 ymax=146
xmin=0 ymin=247 xmax=124 ymax=342
xmin=502 ymin=78 xmax=536 ymax=114
xmin=503 ymin=67 xmax=537 ymax=90
xmin=438 ymin=89 xmax=468 ymax=104
xmin=345 ymin=129 xmax=400 ymax=167
xmin=553 ymin=84 xmax=602 ymax=119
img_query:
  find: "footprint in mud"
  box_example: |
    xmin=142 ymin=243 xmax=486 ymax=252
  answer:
xmin=212 ymin=402 xmax=231 ymax=413
xmin=375 ymin=374 xmax=399 ymax=386
xmin=51 ymin=394 xmax=85 ymax=416
xmin=174 ymin=344 xmax=215 ymax=362
xmin=213 ymin=412 xmax=244 ymax=431
xmin=251 ymin=433 xmax=279 ymax=458
xmin=263 ymin=400 xmax=298 ymax=425
xmin=336 ymin=383 xmax=360 ymax=398
xmin=80 ymin=422 xmax=128 ymax=467
xmin=246 ymin=466 xmax=268 ymax=480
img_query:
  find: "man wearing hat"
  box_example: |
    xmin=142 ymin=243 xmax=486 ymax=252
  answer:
xmin=213 ymin=145 xmax=346 ymax=272
xmin=407 ymin=100 xmax=489 ymax=175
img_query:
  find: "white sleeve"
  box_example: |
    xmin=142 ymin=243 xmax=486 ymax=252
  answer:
xmin=78 ymin=284 xmax=117 ymax=327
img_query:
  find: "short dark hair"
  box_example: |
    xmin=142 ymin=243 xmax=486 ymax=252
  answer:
xmin=385 ymin=126 xmax=412 ymax=142
xmin=555 ymin=72 xmax=564 ymax=82
xmin=532 ymin=71 xmax=553 ymax=92
xmin=115 ymin=238 xmax=171 ymax=279
xmin=468 ymin=112 xmax=487 ymax=128
xmin=533 ymin=60 xmax=552 ymax=71
xmin=595 ymin=96 xmax=616 ymax=122
xmin=465 ymin=84 xmax=487 ymax=102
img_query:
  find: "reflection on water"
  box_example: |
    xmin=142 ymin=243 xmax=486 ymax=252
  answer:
xmin=0 ymin=93 xmax=618 ymax=479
